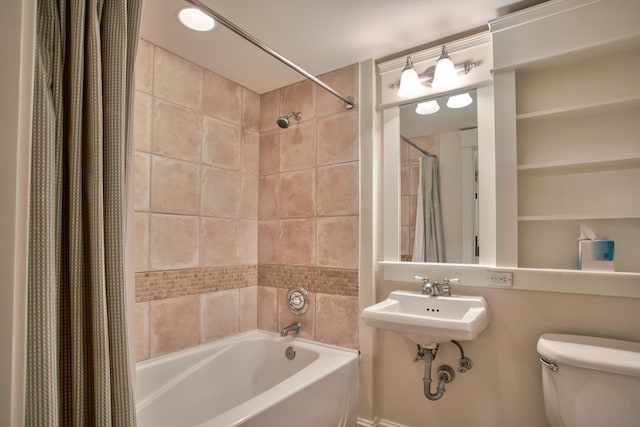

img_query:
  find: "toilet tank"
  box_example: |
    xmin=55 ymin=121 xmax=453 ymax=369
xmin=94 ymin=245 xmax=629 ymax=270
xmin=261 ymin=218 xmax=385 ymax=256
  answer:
xmin=537 ymin=334 xmax=640 ymax=427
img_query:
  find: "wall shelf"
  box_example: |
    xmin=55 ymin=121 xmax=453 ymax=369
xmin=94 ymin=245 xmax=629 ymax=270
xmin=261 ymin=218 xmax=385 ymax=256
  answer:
xmin=517 ymin=154 xmax=640 ymax=172
xmin=518 ymin=213 xmax=640 ymax=222
xmin=516 ymin=94 xmax=640 ymax=121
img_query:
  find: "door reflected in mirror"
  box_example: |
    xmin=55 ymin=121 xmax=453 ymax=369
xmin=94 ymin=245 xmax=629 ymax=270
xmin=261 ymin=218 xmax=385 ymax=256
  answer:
xmin=400 ymin=89 xmax=479 ymax=264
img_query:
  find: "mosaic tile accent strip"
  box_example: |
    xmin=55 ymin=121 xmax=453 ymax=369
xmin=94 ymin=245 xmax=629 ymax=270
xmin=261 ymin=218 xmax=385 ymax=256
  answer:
xmin=136 ymin=265 xmax=257 ymax=302
xmin=258 ymin=264 xmax=358 ymax=297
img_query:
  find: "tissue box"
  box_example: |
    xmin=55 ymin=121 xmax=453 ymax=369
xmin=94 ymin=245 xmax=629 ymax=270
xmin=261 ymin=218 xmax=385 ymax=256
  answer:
xmin=579 ymin=240 xmax=615 ymax=271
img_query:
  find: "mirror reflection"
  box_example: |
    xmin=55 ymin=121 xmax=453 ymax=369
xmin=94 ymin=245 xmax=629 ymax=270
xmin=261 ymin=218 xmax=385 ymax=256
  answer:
xmin=399 ymin=89 xmax=479 ymax=264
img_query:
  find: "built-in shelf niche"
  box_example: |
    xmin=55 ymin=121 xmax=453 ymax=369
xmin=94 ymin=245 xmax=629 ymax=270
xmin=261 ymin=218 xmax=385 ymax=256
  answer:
xmin=515 ymin=40 xmax=640 ymax=273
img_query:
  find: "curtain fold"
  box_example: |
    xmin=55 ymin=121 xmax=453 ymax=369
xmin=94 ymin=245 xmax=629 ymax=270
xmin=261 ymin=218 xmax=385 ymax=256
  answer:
xmin=412 ymin=156 xmax=445 ymax=263
xmin=27 ymin=0 xmax=142 ymax=425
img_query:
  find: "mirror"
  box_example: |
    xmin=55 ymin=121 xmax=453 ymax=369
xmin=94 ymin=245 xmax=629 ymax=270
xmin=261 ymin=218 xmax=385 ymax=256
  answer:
xmin=399 ymin=90 xmax=479 ymax=264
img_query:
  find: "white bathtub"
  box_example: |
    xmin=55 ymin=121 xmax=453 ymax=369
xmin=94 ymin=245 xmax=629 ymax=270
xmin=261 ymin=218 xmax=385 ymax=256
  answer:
xmin=136 ymin=330 xmax=359 ymax=427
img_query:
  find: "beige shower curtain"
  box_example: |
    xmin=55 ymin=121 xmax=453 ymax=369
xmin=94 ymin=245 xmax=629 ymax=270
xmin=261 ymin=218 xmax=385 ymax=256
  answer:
xmin=27 ymin=0 xmax=142 ymax=425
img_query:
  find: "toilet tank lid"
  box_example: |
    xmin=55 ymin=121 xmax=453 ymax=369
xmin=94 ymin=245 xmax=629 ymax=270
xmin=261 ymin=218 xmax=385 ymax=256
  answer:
xmin=537 ymin=334 xmax=640 ymax=378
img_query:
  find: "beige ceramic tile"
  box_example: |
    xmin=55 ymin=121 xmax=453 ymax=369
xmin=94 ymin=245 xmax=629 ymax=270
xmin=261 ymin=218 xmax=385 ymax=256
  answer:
xmin=315 ymin=294 xmax=359 ymax=349
xmin=401 ymin=166 xmax=410 ymax=196
xmin=149 ymin=214 xmax=199 ymax=270
xmin=317 ymin=216 xmax=358 ymax=269
xmin=134 ymin=213 xmax=149 ymax=272
xmin=238 ymin=220 xmax=258 ymax=264
xmin=241 ymin=129 xmax=260 ymax=176
xmin=258 ymin=220 xmax=278 ymax=265
xmin=152 ymin=99 xmax=201 ymax=162
xmin=258 ymin=175 xmax=279 ymax=220
xmin=257 ymin=286 xmax=277 ymax=332
xmin=259 ymin=131 xmax=279 ymax=176
xmin=134 ymin=152 xmax=150 ymax=211
xmin=409 ymin=195 xmax=417 ymax=227
xmin=149 ymin=295 xmax=200 ymax=357
xmin=409 ymin=226 xmax=415 ymax=255
xmin=242 ymin=88 xmax=260 ymax=131
xmin=135 ymin=302 xmax=150 ymax=362
xmin=134 ymin=91 xmax=152 ymax=152
xmin=281 ymin=79 xmax=315 ymax=122
xmin=317 ymin=162 xmax=359 ymax=216
xmin=279 ymin=219 xmax=315 ymax=266
xmin=134 ymin=39 xmax=153 ymax=94
xmin=277 ymin=287 xmax=315 ymax=340
xmin=150 ymin=156 xmax=200 ymax=215
xmin=202 ymin=115 xmax=241 ymax=170
xmin=241 ymin=175 xmax=258 ymax=219
xmin=316 ymin=64 xmax=358 ymax=117
xmin=200 ymin=290 xmax=240 ymax=342
xmin=400 ymin=139 xmax=410 ymax=166
xmin=410 ymin=164 xmax=420 ymax=194
xmin=259 ymin=90 xmax=280 ymax=132
xmin=279 ymin=120 xmax=316 ymax=172
xmin=201 ymin=167 xmax=240 ymax=218
xmin=401 ymin=225 xmax=410 ymax=256
xmin=239 ymin=286 xmax=258 ymax=332
xmin=317 ymin=110 xmax=358 ymax=165
xmin=279 ymin=169 xmax=315 ymax=218
xmin=410 ymin=135 xmax=440 ymax=163
xmin=200 ymin=218 xmax=238 ymax=266
xmin=401 ymin=196 xmax=410 ymax=226
xmin=153 ymin=48 xmax=202 ymax=109
xmin=203 ymin=70 xmax=242 ymax=124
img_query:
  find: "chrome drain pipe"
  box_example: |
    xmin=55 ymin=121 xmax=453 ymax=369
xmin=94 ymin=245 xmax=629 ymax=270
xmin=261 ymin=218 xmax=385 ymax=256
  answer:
xmin=415 ymin=345 xmax=455 ymax=401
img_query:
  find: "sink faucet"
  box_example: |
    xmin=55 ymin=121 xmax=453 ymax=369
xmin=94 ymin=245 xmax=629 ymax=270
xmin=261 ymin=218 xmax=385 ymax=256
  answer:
xmin=416 ymin=276 xmax=459 ymax=296
xmin=280 ymin=322 xmax=301 ymax=337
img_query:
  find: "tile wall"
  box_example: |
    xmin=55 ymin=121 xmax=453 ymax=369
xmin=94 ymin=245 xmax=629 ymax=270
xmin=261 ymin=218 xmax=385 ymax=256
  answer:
xmin=257 ymin=65 xmax=360 ymax=349
xmin=400 ymin=135 xmax=440 ymax=261
xmin=133 ymin=39 xmax=259 ymax=361
xmin=133 ymin=39 xmax=361 ymax=361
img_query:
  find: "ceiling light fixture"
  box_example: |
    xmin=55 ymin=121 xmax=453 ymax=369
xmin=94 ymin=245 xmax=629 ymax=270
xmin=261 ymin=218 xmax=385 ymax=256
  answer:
xmin=395 ymin=45 xmax=476 ymax=97
xmin=415 ymin=100 xmax=440 ymax=115
xmin=178 ymin=7 xmax=216 ymax=32
xmin=446 ymin=92 xmax=473 ymax=109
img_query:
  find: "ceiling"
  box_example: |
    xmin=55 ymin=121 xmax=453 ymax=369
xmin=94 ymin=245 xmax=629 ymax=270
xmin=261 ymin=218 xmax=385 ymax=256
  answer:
xmin=140 ymin=0 xmax=545 ymax=95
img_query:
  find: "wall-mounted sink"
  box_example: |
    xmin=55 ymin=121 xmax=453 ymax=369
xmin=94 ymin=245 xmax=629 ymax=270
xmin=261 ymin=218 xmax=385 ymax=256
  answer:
xmin=361 ymin=290 xmax=489 ymax=347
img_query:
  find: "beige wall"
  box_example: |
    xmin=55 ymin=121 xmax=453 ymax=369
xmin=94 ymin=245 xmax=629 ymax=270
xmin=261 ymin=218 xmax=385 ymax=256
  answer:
xmin=368 ymin=281 xmax=640 ymax=427
xmin=257 ymin=65 xmax=360 ymax=349
xmin=133 ymin=39 xmax=260 ymax=361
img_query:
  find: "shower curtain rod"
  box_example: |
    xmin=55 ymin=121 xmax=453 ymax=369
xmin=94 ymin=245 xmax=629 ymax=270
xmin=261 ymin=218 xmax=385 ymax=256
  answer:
xmin=401 ymin=135 xmax=437 ymax=158
xmin=184 ymin=0 xmax=356 ymax=110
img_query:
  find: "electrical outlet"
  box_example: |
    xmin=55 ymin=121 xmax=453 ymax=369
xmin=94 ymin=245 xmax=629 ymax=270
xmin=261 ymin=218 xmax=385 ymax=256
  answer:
xmin=486 ymin=271 xmax=513 ymax=287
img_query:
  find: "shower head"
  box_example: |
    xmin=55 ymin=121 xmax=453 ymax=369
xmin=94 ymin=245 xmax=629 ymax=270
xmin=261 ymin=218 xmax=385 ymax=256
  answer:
xmin=276 ymin=112 xmax=302 ymax=129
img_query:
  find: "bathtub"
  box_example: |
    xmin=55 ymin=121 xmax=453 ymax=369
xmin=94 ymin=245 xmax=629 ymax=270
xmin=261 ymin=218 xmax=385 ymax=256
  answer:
xmin=136 ymin=330 xmax=359 ymax=427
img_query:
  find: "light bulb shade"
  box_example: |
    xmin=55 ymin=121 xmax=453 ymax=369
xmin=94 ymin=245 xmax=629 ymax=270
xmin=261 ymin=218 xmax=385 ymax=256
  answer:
xmin=397 ymin=57 xmax=423 ymax=98
xmin=431 ymin=46 xmax=458 ymax=90
xmin=178 ymin=7 xmax=215 ymax=31
xmin=415 ymin=100 xmax=440 ymax=115
xmin=446 ymin=92 xmax=473 ymax=109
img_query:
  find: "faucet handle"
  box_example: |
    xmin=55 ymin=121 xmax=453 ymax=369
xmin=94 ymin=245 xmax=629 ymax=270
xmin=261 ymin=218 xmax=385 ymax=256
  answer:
xmin=443 ymin=278 xmax=460 ymax=285
xmin=414 ymin=275 xmax=429 ymax=283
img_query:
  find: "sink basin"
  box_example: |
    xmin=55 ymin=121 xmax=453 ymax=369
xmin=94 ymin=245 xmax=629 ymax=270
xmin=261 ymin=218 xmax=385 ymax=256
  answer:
xmin=361 ymin=290 xmax=489 ymax=347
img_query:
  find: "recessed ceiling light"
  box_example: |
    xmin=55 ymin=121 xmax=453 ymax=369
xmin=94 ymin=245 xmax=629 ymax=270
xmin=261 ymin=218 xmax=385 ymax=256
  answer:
xmin=178 ymin=7 xmax=215 ymax=32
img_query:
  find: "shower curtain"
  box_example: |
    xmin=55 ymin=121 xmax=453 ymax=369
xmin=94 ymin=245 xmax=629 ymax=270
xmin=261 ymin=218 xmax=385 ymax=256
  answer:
xmin=26 ymin=0 xmax=142 ymax=425
xmin=412 ymin=156 xmax=445 ymax=262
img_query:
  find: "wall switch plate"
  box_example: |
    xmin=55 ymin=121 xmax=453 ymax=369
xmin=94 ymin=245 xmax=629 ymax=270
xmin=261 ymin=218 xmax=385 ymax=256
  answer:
xmin=486 ymin=271 xmax=513 ymax=287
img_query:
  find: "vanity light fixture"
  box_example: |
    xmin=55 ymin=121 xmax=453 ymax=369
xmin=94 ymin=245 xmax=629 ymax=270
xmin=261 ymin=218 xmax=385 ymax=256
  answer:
xmin=178 ymin=7 xmax=216 ymax=32
xmin=397 ymin=57 xmax=423 ymax=98
xmin=396 ymin=45 xmax=476 ymax=97
xmin=446 ymin=92 xmax=473 ymax=109
xmin=415 ymin=100 xmax=440 ymax=115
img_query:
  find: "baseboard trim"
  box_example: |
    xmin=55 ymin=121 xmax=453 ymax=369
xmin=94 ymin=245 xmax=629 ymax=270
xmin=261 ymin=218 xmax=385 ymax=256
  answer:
xmin=357 ymin=417 xmax=410 ymax=427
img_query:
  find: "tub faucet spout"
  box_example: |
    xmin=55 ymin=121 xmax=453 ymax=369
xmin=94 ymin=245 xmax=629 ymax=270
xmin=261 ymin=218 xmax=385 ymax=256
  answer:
xmin=281 ymin=322 xmax=301 ymax=337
